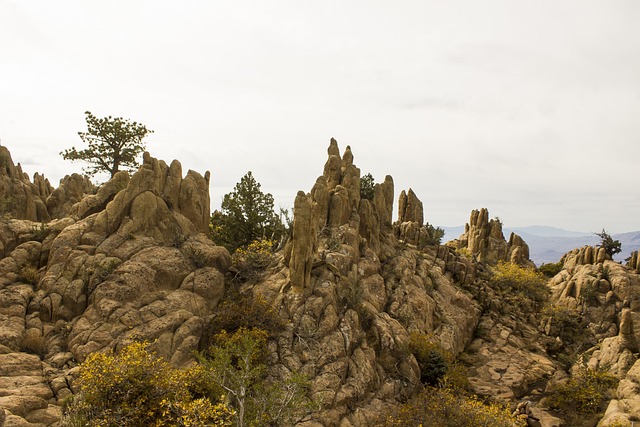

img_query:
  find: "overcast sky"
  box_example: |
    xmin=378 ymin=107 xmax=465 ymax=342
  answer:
xmin=1 ymin=1 xmax=639 ymax=232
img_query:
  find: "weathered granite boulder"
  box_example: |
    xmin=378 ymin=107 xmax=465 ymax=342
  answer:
xmin=562 ymin=245 xmax=609 ymax=270
xmin=46 ymin=173 xmax=95 ymax=219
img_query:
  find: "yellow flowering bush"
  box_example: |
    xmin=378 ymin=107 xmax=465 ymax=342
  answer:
xmin=230 ymin=239 xmax=275 ymax=283
xmin=206 ymin=293 xmax=286 ymax=342
xmin=490 ymin=261 xmax=549 ymax=309
xmin=62 ymin=341 xmax=233 ymax=427
xmin=385 ymin=387 xmax=526 ymax=427
xmin=547 ymin=366 xmax=618 ymax=417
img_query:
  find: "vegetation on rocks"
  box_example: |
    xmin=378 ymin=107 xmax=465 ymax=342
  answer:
xmin=230 ymin=238 xmax=277 ymax=283
xmin=206 ymin=292 xmax=286 ymax=340
xmin=196 ymin=328 xmax=313 ymax=427
xmin=537 ymin=261 xmax=563 ymax=277
xmin=360 ymin=172 xmax=375 ymax=200
xmin=407 ymin=332 xmax=450 ymax=386
xmin=490 ymin=261 xmax=549 ymax=309
xmin=61 ymin=341 xmax=233 ymax=426
xmin=210 ymin=171 xmax=287 ymax=252
xmin=384 ymin=387 xmax=526 ymax=427
xmin=547 ymin=366 xmax=618 ymax=418
xmin=595 ymin=228 xmax=622 ymax=258
xmin=422 ymin=222 xmax=445 ymax=246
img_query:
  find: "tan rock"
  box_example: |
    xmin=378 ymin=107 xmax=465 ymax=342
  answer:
xmin=397 ymin=188 xmax=423 ymax=225
xmin=46 ymin=174 xmax=94 ymax=219
xmin=289 ymin=191 xmax=315 ymax=290
xmin=328 ymin=185 xmax=351 ymax=228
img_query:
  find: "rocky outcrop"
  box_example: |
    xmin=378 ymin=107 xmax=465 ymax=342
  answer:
xmin=0 ymin=352 xmax=62 ymax=425
xmin=627 ymin=250 xmax=640 ymax=274
xmin=562 ymin=245 xmax=609 ymax=270
xmin=260 ymin=139 xmax=481 ymax=425
xmin=397 ymin=188 xmax=423 ymax=225
xmin=599 ymin=358 xmax=640 ymax=426
xmin=289 ymin=191 xmax=316 ymax=290
xmin=394 ymin=188 xmax=445 ymax=249
xmin=2 ymin=141 xmax=637 ymax=426
xmin=449 ymin=208 xmax=534 ymax=268
xmin=544 ymin=254 xmax=640 ymax=424
xmin=0 ymin=150 xmax=227 ymax=425
xmin=547 ymin=260 xmax=640 ymax=342
xmin=0 ymin=145 xmax=53 ymax=222
xmin=46 ymin=173 xmax=95 ymax=219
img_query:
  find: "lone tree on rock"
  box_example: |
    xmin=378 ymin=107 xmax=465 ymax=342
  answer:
xmin=595 ymin=228 xmax=622 ymax=258
xmin=61 ymin=111 xmax=153 ymax=178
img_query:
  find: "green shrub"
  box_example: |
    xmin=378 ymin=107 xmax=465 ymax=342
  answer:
xmin=538 ymin=261 xmax=563 ymax=277
xmin=209 ymin=171 xmax=286 ymax=252
xmin=420 ymin=223 xmax=445 ymax=247
xmin=595 ymin=229 xmax=622 ymax=258
xmin=440 ymin=362 xmax=472 ymax=392
xmin=407 ymin=332 xmax=449 ymax=386
xmin=547 ymin=366 xmax=618 ymax=417
xmin=360 ymin=173 xmax=375 ymax=200
xmin=542 ymin=306 xmax=585 ymax=347
xmin=31 ymin=222 xmax=50 ymax=242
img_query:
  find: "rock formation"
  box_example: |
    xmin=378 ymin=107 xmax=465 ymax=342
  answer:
xmin=0 ymin=148 xmax=228 ymax=424
xmin=543 ymin=248 xmax=640 ymax=425
xmin=1 ymin=141 xmax=639 ymax=426
xmin=257 ymin=140 xmax=482 ymax=425
xmin=0 ymin=145 xmax=53 ymax=222
xmin=449 ymin=207 xmax=535 ymax=268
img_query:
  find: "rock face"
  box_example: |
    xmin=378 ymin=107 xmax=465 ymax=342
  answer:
xmin=0 ymin=148 xmax=228 ymax=425
xmin=450 ymin=208 xmax=535 ymax=268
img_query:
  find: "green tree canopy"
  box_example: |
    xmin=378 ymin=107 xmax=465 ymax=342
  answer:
xmin=595 ymin=228 xmax=622 ymax=258
xmin=61 ymin=111 xmax=153 ymax=178
xmin=210 ymin=171 xmax=286 ymax=252
xmin=360 ymin=172 xmax=375 ymax=200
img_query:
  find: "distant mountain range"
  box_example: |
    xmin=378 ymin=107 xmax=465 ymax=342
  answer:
xmin=441 ymin=225 xmax=640 ymax=266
